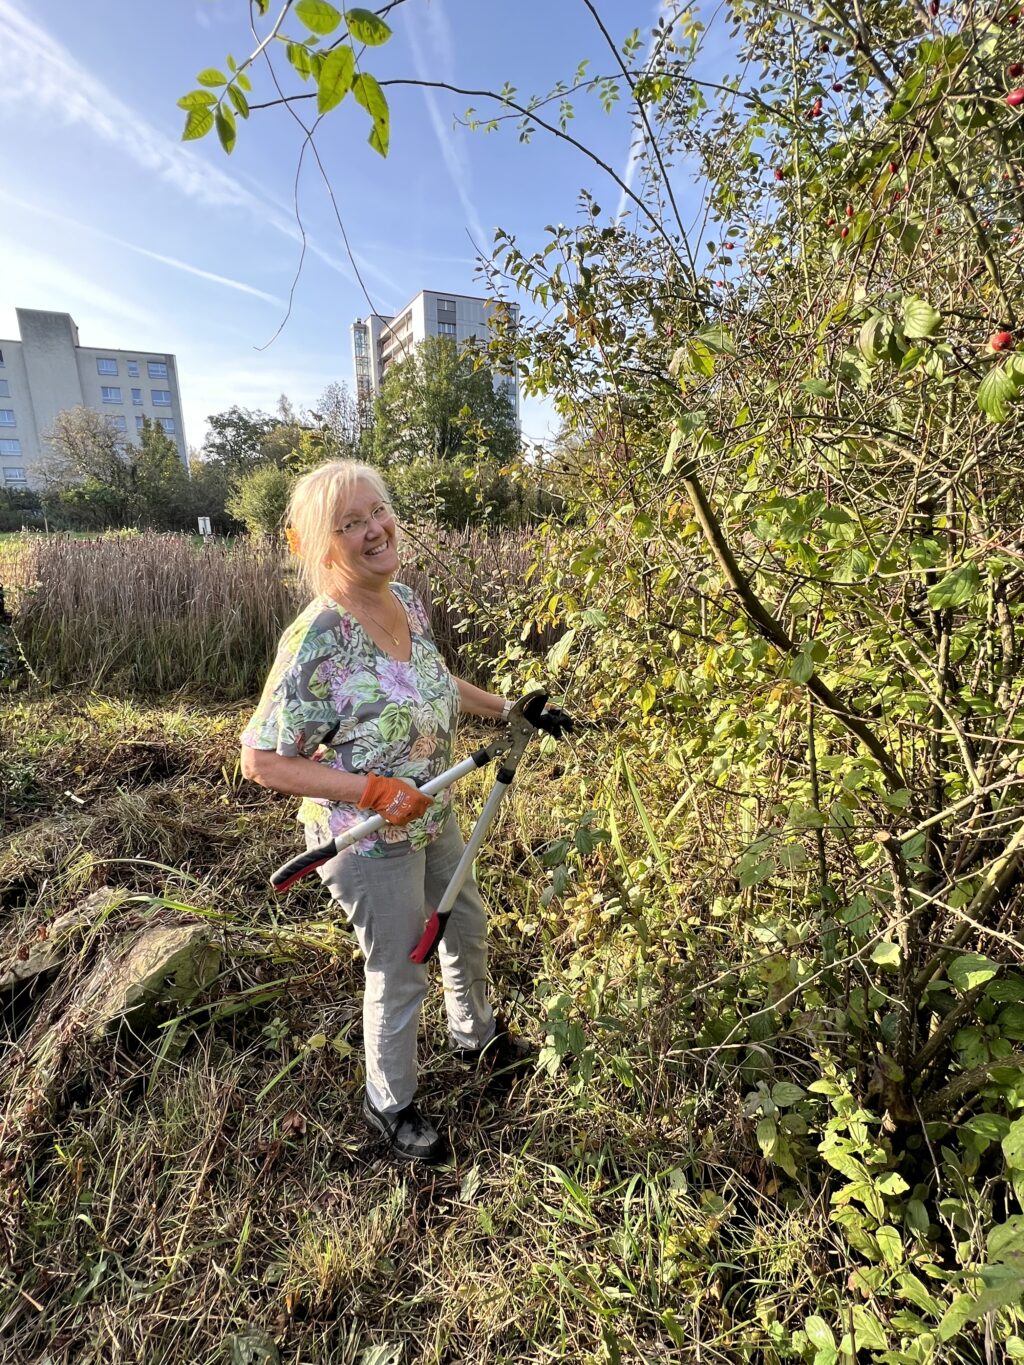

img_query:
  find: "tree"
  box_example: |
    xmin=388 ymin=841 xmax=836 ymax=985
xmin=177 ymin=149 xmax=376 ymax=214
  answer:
xmin=200 ymin=405 xmax=280 ymax=473
xmin=39 ymin=407 xmax=195 ymax=529
xmin=134 ymin=418 xmax=194 ymax=530
xmin=371 ymin=336 xmax=519 ymax=469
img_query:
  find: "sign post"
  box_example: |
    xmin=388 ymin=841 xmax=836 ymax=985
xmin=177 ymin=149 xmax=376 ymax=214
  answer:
xmin=197 ymin=516 xmax=212 ymax=539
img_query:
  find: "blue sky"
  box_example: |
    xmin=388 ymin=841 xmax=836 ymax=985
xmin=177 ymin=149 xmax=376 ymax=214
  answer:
xmin=1 ymin=0 xmax=732 ymax=450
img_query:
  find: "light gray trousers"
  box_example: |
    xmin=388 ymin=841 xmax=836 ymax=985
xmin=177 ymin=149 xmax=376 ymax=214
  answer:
xmin=318 ymin=818 xmax=495 ymax=1115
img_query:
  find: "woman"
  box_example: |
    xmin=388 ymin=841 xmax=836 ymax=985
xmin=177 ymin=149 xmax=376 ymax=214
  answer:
xmin=240 ymin=460 xmax=565 ymax=1164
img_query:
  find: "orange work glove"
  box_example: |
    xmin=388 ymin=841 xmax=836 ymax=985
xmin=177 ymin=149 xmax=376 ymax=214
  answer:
xmin=359 ymin=773 xmax=433 ymax=826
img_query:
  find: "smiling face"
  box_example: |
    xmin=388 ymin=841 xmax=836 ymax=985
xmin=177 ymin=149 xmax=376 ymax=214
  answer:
xmin=325 ymin=479 xmax=400 ymax=592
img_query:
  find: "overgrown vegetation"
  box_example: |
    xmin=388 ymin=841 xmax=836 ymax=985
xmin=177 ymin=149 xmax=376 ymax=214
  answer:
xmin=6 ymin=0 xmax=1024 ymax=1361
xmin=2 ymin=527 xmax=551 ymax=695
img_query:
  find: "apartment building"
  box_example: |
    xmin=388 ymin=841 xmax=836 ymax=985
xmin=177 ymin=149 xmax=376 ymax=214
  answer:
xmin=0 ymin=308 xmax=187 ymax=490
xmin=351 ymin=290 xmax=519 ymax=431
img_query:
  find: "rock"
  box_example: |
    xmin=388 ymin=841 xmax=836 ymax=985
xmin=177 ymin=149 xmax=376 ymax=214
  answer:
xmin=77 ymin=922 xmax=220 ymax=1037
xmin=0 ymin=888 xmax=126 ymax=990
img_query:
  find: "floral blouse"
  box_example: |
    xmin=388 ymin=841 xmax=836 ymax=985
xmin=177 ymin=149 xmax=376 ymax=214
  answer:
xmin=241 ymin=582 xmax=459 ymax=857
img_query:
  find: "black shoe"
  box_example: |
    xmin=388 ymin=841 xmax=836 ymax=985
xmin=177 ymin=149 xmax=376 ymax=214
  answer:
xmin=362 ymin=1095 xmax=448 ymax=1164
xmin=454 ymin=1016 xmax=537 ymax=1072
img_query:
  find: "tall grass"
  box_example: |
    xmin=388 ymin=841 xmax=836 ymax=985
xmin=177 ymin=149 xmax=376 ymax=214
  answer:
xmin=7 ymin=527 xmax=550 ymax=697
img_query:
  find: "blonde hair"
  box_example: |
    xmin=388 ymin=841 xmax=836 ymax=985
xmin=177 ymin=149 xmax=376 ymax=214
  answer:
xmin=286 ymin=460 xmax=393 ymax=597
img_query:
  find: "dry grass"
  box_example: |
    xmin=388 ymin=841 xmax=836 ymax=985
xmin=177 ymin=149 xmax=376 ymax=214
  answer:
xmin=3 ymin=528 xmax=555 ymax=698
xmin=0 ymin=693 xmax=842 ymax=1365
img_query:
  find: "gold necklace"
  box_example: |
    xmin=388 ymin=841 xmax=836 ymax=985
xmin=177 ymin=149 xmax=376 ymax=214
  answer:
xmin=340 ymin=590 xmax=404 ymax=647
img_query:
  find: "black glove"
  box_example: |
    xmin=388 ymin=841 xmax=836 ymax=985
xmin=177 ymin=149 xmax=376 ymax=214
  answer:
xmin=535 ymin=704 xmax=575 ymax=740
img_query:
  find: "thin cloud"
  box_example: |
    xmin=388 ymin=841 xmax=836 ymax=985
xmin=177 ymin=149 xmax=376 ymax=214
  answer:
xmin=0 ymin=238 xmax=159 ymax=334
xmin=0 ymin=0 xmax=399 ymax=296
xmin=405 ymin=0 xmax=490 ymax=253
xmin=122 ymin=244 xmax=284 ymax=304
xmin=6 ymin=192 xmax=284 ymax=305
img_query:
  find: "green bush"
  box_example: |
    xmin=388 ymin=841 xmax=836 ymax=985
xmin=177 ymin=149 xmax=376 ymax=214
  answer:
xmin=225 ymin=463 xmax=295 ymax=536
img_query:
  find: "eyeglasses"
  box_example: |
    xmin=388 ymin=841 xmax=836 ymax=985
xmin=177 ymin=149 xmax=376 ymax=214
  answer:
xmin=336 ymin=501 xmax=393 ymax=539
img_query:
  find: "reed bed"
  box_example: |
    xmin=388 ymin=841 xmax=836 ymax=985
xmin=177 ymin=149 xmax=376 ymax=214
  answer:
xmin=6 ymin=527 xmax=553 ymax=698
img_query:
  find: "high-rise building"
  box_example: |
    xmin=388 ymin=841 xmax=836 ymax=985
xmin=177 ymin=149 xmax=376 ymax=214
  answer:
xmin=351 ymin=290 xmax=519 ymax=431
xmin=0 ymin=308 xmax=187 ymax=490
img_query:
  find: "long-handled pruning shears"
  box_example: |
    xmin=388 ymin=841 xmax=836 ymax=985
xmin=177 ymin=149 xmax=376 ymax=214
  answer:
xmin=270 ymin=693 xmax=557 ymax=964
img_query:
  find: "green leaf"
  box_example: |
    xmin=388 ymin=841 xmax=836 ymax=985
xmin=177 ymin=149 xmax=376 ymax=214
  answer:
xmin=755 ymin=1115 xmax=778 ymax=1157
xmin=177 ymin=89 xmax=218 ymax=109
xmin=802 ymin=378 xmax=832 ymax=397
xmin=871 ymin=942 xmax=901 ymax=969
xmin=948 ymin=952 xmax=999 ymax=992
xmin=546 ymin=628 xmax=576 ymax=673
xmin=850 ymin=1305 xmax=887 ymax=1351
xmin=294 ymin=0 xmax=343 ymax=35
xmin=875 ymin=1224 xmax=903 ymax=1266
xmin=989 ymin=1215 xmax=1024 ymax=1261
xmin=287 ymin=41 xmax=314 ymax=79
xmin=182 ymin=106 xmax=215 ymax=141
xmin=978 ymin=364 xmax=1017 ymax=421
xmin=876 ymin=1171 xmax=909 ymax=1195
xmin=1002 ymin=1116 xmax=1024 ymax=1170
xmin=804 ymin=1316 xmax=835 ymax=1351
xmin=926 ymin=562 xmax=980 ymax=610
xmin=197 ymin=68 xmax=229 ymax=87
xmin=964 ymin=1113 xmax=1010 ymax=1146
xmin=317 ymin=43 xmax=355 ymax=112
xmin=771 ymin=1081 xmax=806 ymax=1106
xmin=859 ymin=315 xmax=888 ymax=365
xmin=215 ymin=105 xmax=236 ymax=153
xmin=346 ymin=6 xmax=392 ymax=44
xmin=353 ymin=72 xmax=389 ymax=155
xmin=903 ymin=297 xmax=941 ymax=338
xmin=697 ymin=324 xmax=736 ymax=354
xmin=790 ymin=645 xmax=816 ymax=684
xmin=228 ymin=85 xmax=250 ymax=119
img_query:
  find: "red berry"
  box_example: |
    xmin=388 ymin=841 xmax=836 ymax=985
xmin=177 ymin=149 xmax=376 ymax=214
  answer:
xmin=724 ymin=242 xmax=734 ymax=249
xmin=990 ymin=330 xmax=1014 ymax=351
xmin=929 ymin=0 xmax=939 ymax=13
xmin=841 ymin=226 xmax=849 ymax=238
xmin=1007 ymin=87 xmax=1024 ymax=106
xmin=846 ymin=203 xmax=854 ymax=217
xmin=1011 ymin=63 xmax=1024 ymax=76
xmin=774 ymin=168 xmax=785 ymax=181
xmin=826 ymin=216 xmax=836 ymax=225
xmin=889 ymin=161 xmax=899 ymax=174
xmin=833 ymin=82 xmax=844 ymax=92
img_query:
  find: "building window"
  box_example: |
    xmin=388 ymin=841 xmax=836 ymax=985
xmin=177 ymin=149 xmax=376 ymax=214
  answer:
xmin=136 ymin=415 xmax=145 ymax=433
xmin=0 ymin=380 xmax=8 ymax=398
xmin=101 ymin=386 xmax=122 ymax=403
xmin=96 ymin=357 xmax=118 ymax=376
xmin=0 ymin=438 xmax=20 ymax=455
xmin=151 ymin=390 xmax=171 ymax=406
xmin=147 ymin=361 xmax=168 ymax=379
xmin=159 ymin=417 xmax=176 ymax=434
xmin=131 ymin=388 xmax=142 ymax=405
xmin=0 ymin=410 xmax=15 ymax=426
xmin=0 ymin=350 xmax=5 ymax=366
xmin=127 ymin=360 xmax=139 ymax=377
xmin=3 ymin=467 xmax=26 ymax=483
xmin=437 ymin=321 xmax=457 ymax=335
xmin=110 ymin=415 xmax=127 ymax=432
xmin=437 ymin=298 xmax=456 ymax=311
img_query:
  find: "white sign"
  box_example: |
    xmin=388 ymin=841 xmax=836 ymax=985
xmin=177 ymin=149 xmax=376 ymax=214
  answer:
xmin=197 ymin=517 xmax=212 ymax=537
